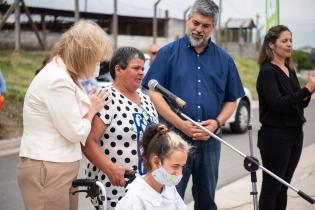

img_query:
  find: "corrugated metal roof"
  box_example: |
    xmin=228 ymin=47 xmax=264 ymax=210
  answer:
xmin=4 ymin=0 xmax=193 ymax=19
xmin=225 ymin=18 xmax=256 ymax=28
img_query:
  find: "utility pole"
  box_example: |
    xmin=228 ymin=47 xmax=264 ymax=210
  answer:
xmin=15 ymin=0 xmax=21 ymax=50
xmin=41 ymin=13 xmax=47 ymax=50
xmin=217 ymin=0 xmax=222 ymax=46
xmin=255 ymin=13 xmax=260 ymax=52
xmin=183 ymin=6 xmax=190 ymax=35
xmin=112 ymin=0 xmax=118 ymax=49
xmin=74 ymin=0 xmax=79 ymax=22
xmin=0 ymin=0 xmax=20 ymax=30
xmin=21 ymin=0 xmax=45 ymax=50
xmin=153 ymin=0 xmax=161 ymax=44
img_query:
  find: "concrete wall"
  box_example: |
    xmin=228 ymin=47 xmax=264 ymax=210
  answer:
xmin=0 ymin=30 xmax=60 ymax=50
xmin=0 ymin=30 xmax=173 ymax=51
xmin=167 ymin=18 xmax=185 ymax=40
xmin=0 ymin=29 xmax=258 ymax=58
xmin=115 ymin=35 xmax=171 ymax=51
xmin=224 ymin=42 xmax=258 ymax=58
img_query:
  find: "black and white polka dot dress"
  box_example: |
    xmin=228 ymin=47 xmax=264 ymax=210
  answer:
xmin=85 ymin=86 xmax=159 ymax=210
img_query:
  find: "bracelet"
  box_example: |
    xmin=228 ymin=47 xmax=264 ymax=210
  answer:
xmin=215 ymin=118 xmax=221 ymax=130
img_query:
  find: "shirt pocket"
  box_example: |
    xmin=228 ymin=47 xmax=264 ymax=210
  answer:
xmin=205 ymin=68 xmax=226 ymax=96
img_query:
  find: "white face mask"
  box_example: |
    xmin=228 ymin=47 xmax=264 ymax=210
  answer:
xmin=152 ymin=166 xmax=183 ymax=187
xmin=94 ymin=62 xmax=100 ymax=78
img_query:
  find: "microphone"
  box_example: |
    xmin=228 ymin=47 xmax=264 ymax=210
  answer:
xmin=148 ymin=79 xmax=186 ymax=108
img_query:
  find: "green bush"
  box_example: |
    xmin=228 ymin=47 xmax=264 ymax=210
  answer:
xmin=292 ymin=50 xmax=314 ymax=70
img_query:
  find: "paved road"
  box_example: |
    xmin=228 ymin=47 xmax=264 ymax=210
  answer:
xmin=1 ymin=100 xmax=315 ymax=210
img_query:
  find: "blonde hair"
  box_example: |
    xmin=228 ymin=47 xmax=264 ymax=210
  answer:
xmin=52 ymin=20 xmax=113 ymax=80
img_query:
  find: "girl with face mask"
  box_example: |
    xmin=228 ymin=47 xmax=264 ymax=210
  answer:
xmin=115 ymin=124 xmax=191 ymax=210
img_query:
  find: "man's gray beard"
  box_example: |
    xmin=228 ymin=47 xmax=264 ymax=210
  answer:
xmin=188 ymin=34 xmax=211 ymax=47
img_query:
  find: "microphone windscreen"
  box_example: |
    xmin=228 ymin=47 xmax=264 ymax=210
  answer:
xmin=148 ymin=79 xmax=158 ymax=90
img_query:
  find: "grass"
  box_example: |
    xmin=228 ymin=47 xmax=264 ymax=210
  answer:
xmin=0 ymin=50 xmax=49 ymax=139
xmin=0 ymin=50 xmax=48 ymax=101
xmin=234 ymin=56 xmax=259 ymax=99
xmin=0 ymin=50 xmax=306 ymax=139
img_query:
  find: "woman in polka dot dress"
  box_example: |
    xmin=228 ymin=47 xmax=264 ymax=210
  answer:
xmin=82 ymin=47 xmax=159 ymax=210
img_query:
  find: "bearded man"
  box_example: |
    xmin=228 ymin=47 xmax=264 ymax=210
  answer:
xmin=142 ymin=1 xmax=245 ymax=210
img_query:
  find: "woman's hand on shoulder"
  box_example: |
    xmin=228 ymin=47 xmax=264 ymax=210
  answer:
xmin=89 ymin=88 xmax=110 ymax=113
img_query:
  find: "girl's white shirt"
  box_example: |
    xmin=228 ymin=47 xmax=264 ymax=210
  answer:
xmin=115 ymin=175 xmax=187 ymax=210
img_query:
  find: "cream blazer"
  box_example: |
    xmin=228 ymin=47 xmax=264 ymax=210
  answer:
xmin=19 ymin=57 xmax=91 ymax=162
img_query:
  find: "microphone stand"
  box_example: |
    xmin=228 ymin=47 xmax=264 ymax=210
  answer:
xmin=171 ymin=106 xmax=315 ymax=205
xmin=244 ymin=120 xmax=259 ymax=210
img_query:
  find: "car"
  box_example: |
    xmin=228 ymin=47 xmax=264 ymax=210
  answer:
xmin=223 ymin=87 xmax=252 ymax=133
xmin=97 ymin=72 xmax=252 ymax=134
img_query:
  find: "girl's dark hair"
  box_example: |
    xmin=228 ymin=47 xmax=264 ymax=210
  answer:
xmin=109 ymin=47 xmax=145 ymax=80
xmin=141 ymin=124 xmax=190 ymax=171
xmin=258 ymin=25 xmax=293 ymax=69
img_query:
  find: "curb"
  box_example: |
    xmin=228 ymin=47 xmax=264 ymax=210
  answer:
xmin=0 ymin=137 xmax=20 ymax=157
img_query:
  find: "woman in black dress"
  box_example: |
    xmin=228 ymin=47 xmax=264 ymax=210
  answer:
xmin=256 ymin=25 xmax=315 ymax=210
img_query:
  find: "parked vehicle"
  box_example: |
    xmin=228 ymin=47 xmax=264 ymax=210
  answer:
xmin=223 ymin=87 xmax=252 ymax=133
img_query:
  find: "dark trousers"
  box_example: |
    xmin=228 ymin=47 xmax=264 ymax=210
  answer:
xmin=258 ymin=126 xmax=303 ymax=210
xmin=176 ymin=138 xmax=221 ymax=210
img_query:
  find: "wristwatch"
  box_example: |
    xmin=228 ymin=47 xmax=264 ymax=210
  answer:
xmin=214 ymin=118 xmax=222 ymax=134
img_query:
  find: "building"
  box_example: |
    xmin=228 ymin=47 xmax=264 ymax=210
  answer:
xmin=223 ymin=18 xmax=258 ymax=57
xmin=0 ymin=0 xmax=186 ymax=50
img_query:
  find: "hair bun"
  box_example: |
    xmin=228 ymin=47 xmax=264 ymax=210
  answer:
xmin=157 ymin=124 xmax=169 ymax=135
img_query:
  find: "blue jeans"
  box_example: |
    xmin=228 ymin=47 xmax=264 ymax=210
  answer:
xmin=176 ymin=136 xmax=221 ymax=210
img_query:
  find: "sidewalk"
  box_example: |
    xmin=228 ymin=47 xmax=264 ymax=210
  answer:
xmin=187 ymin=143 xmax=315 ymax=210
xmin=1 ymin=127 xmax=314 ymax=210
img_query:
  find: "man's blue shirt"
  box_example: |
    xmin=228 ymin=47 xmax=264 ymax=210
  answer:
xmin=142 ymin=35 xmax=245 ymax=122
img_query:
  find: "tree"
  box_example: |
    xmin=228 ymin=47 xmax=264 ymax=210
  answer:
xmin=292 ymin=50 xmax=314 ymax=70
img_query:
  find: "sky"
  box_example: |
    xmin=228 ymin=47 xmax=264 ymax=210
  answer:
xmin=219 ymin=0 xmax=315 ymax=49
xmin=8 ymin=0 xmax=315 ymax=48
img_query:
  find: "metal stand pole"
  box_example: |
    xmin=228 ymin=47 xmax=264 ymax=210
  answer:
xmin=173 ymin=108 xmax=314 ymax=205
xmin=245 ymin=122 xmax=259 ymax=210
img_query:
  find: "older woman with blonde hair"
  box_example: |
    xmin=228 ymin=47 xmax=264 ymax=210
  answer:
xmin=17 ymin=20 xmax=113 ymax=210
